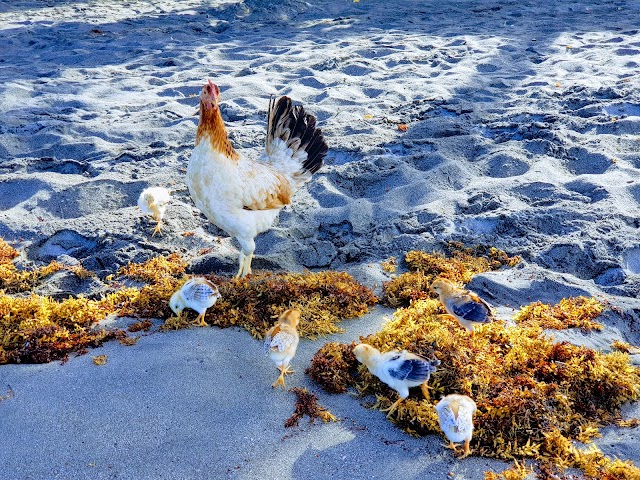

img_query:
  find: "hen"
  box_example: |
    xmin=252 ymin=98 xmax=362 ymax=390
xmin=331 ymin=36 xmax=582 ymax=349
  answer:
xmin=188 ymin=80 xmax=328 ymax=277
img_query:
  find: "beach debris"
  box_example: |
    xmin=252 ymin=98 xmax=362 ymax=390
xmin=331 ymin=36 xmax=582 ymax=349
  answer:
xmin=0 ymin=238 xmax=92 ymax=294
xmin=128 ymin=320 xmax=153 ymax=333
xmin=515 ymin=297 xmax=604 ymax=332
xmin=285 ymin=388 xmax=337 ymax=428
xmin=382 ymin=244 xmax=520 ymax=307
xmin=1 ymin=245 xmax=375 ymax=364
xmin=435 ymin=394 xmax=477 ymax=458
xmin=431 ymin=277 xmax=495 ymax=333
xmin=381 ymin=257 xmax=397 ymax=273
xmin=397 ymin=123 xmax=408 ymax=132
xmin=264 ymin=309 xmax=300 ymax=389
xmin=484 ymin=460 xmax=533 ymax=480
xmin=305 ymin=342 xmax=360 ymax=394
xmin=309 ymin=294 xmax=640 ymax=478
xmin=92 ymin=355 xmax=107 ymax=365
xmin=0 ymin=385 xmax=15 ymax=402
xmin=137 ymin=186 xmax=171 ymax=237
xmin=189 ymin=81 xmax=327 ymax=278
xmin=353 ymin=344 xmax=440 ymax=417
xmin=612 ymin=340 xmax=640 ymax=354
xmin=169 ymin=277 xmax=221 ymax=327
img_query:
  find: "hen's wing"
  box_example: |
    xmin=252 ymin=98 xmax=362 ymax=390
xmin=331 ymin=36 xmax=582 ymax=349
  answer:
xmin=238 ymin=160 xmax=293 ymax=211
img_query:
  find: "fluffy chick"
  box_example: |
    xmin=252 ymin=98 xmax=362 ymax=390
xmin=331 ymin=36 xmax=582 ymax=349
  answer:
xmin=353 ymin=344 xmax=440 ymax=417
xmin=264 ymin=309 xmax=301 ymax=389
xmin=138 ymin=187 xmax=171 ymax=236
xmin=435 ymin=394 xmax=477 ymax=458
xmin=431 ymin=277 xmax=495 ymax=333
xmin=169 ymin=277 xmax=221 ymax=327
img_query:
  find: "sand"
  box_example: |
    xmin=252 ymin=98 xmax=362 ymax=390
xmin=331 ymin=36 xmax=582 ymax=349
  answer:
xmin=1 ymin=0 xmax=640 ymax=478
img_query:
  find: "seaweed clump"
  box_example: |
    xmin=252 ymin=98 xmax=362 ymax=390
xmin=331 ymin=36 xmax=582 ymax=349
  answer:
xmin=383 ymin=243 xmax=520 ymax=307
xmin=0 ymin=252 xmax=187 ymax=365
xmin=306 ymin=342 xmax=360 ymax=393
xmin=285 ymin=387 xmax=337 ymax=428
xmin=515 ymin=297 xmax=604 ymax=332
xmin=310 ymin=296 xmax=640 ymax=479
xmin=1 ymin=248 xmax=376 ymax=363
xmin=0 ymin=238 xmax=92 ymax=293
xmin=182 ymin=271 xmax=377 ymax=339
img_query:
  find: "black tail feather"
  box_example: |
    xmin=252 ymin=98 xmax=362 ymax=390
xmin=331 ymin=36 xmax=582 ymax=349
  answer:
xmin=267 ymin=96 xmax=327 ymax=175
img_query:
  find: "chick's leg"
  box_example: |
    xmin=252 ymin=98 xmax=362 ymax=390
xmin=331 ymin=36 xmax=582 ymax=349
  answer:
xmin=272 ymin=366 xmax=287 ymax=389
xmin=192 ymin=312 xmax=208 ymax=327
xmin=380 ymin=397 xmax=404 ymax=417
xmin=460 ymin=439 xmax=471 ymax=458
xmin=152 ymin=213 xmax=163 ymax=236
xmin=444 ymin=441 xmax=459 ymax=453
xmin=420 ymin=382 xmax=431 ymax=402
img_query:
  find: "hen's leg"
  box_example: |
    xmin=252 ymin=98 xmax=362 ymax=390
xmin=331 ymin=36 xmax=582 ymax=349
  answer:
xmin=235 ymin=252 xmax=245 ymax=278
xmin=236 ymin=237 xmax=255 ymax=278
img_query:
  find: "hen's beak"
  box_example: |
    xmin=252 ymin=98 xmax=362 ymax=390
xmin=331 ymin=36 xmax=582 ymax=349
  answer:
xmin=200 ymin=79 xmax=220 ymax=110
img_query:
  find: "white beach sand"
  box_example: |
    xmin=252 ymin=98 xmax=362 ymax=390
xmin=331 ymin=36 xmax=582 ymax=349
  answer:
xmin=1 ymin=0 xmax=640 ymax=478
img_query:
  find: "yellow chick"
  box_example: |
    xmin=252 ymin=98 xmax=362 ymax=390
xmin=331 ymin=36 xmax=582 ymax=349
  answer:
xmin=169 ymin=277 xmax=221 ymax=327
xmin=431 ymin=278 xmax=494 ymax=333
xmin=435 ymin=394 xmax=477 ymax=458
xmin=138 ymin=187 xmax=171 ymax=236
xmin=353 ymin=344 xmax=440 ymax=417
xmin=264 ymin=309 xmax=301 ymax=389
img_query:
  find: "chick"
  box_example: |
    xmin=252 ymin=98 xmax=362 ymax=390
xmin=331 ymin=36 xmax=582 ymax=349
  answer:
xmin=138 ymin=187 xmax=171 ymax=236
xmin=353 ymin=344 xmax=440 ymax=417
xmin=169 ymin=277 xmax=221 ymax=327
xmin=264 ymin=309 xmax=301 ymax=389
xmin=435 ymin=394 xmax=477 ymax=458
xmin=431 ymin=278 xmax=494 ymax=333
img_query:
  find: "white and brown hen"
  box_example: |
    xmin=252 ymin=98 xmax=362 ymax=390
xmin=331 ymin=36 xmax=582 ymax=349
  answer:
xmin=188 ymin=81 xmax=328 ymax=277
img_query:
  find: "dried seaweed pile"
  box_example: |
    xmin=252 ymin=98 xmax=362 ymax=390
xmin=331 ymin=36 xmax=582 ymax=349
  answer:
xmin=1 ymin=241 xmax=376 ymax=364
xmin=164 ymin=270 xmax=377 ymax=339
xmin=0 ymin=238 xmax=92 ymax=293
xmin=383 ymin=243 xmax=520 ymax=307
xmin=285 ymin=387 xmax=337 ymax=428
xmin=309 ymin=297 xmax=640 ymax=479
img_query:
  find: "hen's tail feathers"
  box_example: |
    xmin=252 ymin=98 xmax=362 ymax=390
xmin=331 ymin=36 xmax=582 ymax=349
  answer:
xmin=267 ymin=96 xmax=328 ymax=174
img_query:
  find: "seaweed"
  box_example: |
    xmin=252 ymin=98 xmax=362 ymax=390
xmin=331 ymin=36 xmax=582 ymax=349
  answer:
xmin=305 ymin=342 xmax=360 ymax=393
xmin=383 ymin=244 xmax=520 ymax=307
xmin=184 ymin=271 xmax=377 ymax=340
xmin=515 ymin=297 xmax=604 ymax=332
xmin=1 ymin=248 xmax=376 ymax=364
xmin=285 ymin=387 xmax=337 ymax=428
xmin=309 ymin=297 xmax=640 ymax=478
